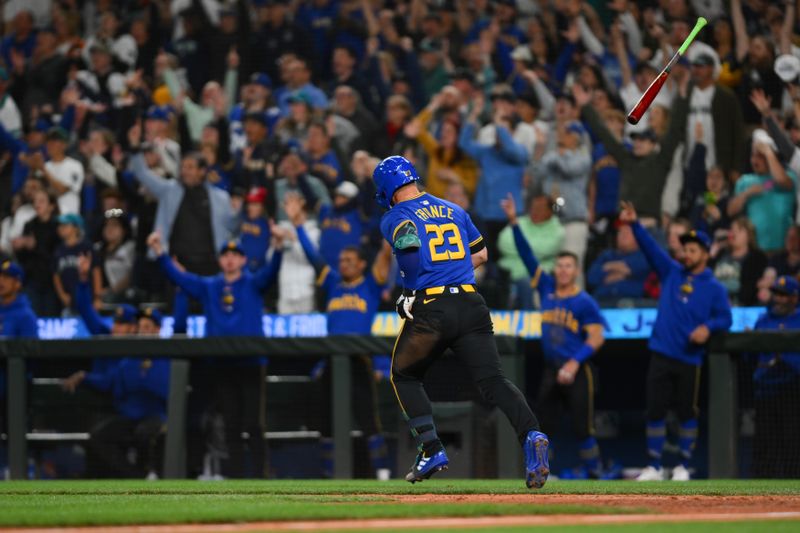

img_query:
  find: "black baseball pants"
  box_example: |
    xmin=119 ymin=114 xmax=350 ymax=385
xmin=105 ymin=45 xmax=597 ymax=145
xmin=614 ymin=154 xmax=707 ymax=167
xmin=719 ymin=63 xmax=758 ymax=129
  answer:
xmin=390 ymin=287 xmax=539 ymax=444
xmin=86 ymin=414 xmax=164 ymax=478
xmin=646 ymin=352 xmax=700 ymax=422
xmin=536 ymin=361 xmax=597 ymax=441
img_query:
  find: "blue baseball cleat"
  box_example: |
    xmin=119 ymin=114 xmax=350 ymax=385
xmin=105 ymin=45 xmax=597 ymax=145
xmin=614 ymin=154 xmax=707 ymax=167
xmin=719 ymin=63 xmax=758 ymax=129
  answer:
xmin=524 ymin=430 xmax=550 ymax=489
xmin=405 ymin=449 xmax=449 ymax=483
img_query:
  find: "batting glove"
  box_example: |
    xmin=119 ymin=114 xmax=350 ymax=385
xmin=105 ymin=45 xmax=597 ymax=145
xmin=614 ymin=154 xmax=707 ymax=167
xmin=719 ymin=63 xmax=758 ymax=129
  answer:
xmin=395 ymin=289 xmax=416 ymax=321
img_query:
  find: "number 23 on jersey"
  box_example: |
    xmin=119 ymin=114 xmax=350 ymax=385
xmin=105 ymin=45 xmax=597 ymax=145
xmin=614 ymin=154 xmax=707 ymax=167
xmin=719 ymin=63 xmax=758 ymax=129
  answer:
xmin=425 ymin=223 xmax=465 ymax=262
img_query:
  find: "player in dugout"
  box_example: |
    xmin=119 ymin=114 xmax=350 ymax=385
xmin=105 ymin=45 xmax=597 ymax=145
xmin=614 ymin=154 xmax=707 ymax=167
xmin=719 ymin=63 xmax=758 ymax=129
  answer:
xmin=500 ymin=193 xmax=607 ymax=479
xmin=751 ymin=275 xmax=800 ymax=479
xmin=61 ymin=306 xmax=170 ymax=479
xmin=619 ymin=201 xmax=732 ymax=481
xmin=0 ymin=260 xmax=38 ymax=338
xmin=0 ymin=260 xmax=38 ymax=435
xmin=284 ymin=191 xmax=394 ymax=480
xmin=373 ymin=155 xmax=549 ymax=489
xmin=147 ymin=231 xmax=283 ymax=478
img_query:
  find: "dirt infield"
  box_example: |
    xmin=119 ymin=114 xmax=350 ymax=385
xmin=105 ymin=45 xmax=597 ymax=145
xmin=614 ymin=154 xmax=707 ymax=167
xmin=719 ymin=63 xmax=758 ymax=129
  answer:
xmin=391 ymin=493 xmax=800 ymax=513
xmin=3 ymin=494 xmax=799 ymax=532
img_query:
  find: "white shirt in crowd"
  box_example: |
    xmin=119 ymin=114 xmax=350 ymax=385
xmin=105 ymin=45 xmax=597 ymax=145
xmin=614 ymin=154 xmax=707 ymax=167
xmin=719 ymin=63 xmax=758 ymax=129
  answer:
xmin=154 ymin=138 xmax=182 ymax=180
xmin=687 ymin=84 xmax=717 ymax=170
xmin=0 ymin=203 xmax=35 ymax=255
xmin=3 ymin=0 xmax=51 ymax=27
xmin=101 ymin=240 xmax=136 ymax=293
xmin=782 ymin=148 xmax=800 ymax=224
xmin=690 ymin=0 xmax=726 ymax=21
xmin=75 ymin=69 xmax=130 ymax=109
xmin=0 ymin=94 xmax=22 ymax=137
xmin=45 ymin=157 xmax=85 ymax=215
xmin=277 ymin=220 xmax=320 ymax=315
xmin=82 ymin=35 xmax=138 ymax=72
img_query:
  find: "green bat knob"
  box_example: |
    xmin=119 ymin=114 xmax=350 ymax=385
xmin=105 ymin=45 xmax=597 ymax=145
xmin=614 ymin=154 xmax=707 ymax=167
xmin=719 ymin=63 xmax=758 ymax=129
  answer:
xmin=679 ymin=17 xmax=708 ymax=56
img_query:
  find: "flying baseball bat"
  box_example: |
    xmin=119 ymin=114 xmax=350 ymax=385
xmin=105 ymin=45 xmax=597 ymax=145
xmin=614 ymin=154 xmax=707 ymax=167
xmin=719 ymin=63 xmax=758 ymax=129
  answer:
xmin=626 ymin=17 xmax=708 ymax=125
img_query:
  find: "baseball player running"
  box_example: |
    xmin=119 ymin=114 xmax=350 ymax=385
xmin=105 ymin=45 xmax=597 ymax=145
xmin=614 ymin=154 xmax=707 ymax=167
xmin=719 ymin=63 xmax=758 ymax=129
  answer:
xmin=373 ymin=155 xmax=549 ymax=489
xmin=501 ymin=194 xmax=607 ymax=478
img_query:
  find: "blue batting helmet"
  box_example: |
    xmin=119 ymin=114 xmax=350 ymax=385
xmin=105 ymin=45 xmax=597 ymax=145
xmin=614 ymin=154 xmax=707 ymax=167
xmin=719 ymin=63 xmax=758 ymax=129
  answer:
xmin=372 ymin=156 xmax=420 ymax=209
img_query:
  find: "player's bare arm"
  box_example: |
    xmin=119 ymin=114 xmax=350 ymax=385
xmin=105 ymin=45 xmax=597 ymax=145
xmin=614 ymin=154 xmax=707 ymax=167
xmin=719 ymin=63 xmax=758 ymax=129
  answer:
xmin=471 ymin=247 xmax=488 ymax=269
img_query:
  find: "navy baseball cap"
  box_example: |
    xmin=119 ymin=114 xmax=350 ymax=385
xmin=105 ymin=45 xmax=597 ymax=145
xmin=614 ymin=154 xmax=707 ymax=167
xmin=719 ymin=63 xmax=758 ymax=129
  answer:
xmin=243 ymin=111 xmax=268 ymax=125
xmin=220 ymin=239 xmax=245 ymax=256
xmin=0 ymin=260 xmax=24 ymax=282
xmin=517 ymin=90 xmax=540 ymax=109
xmin=249 ymin=72 xmax=272 ymax=89
xmin=771 ymin=276 xmax=800 ymax=297
xmin=113 ymin=304 xmax=138 ymax=325
xmin=679 ymin=229 xmax=712 ymax=251
xmin=137 ymin=306 xmax=163 ymax=326
xmin=145 ymin=106 xmax=171 ymax=122
xmin=33 ymin=117 xmax=52 ymax=132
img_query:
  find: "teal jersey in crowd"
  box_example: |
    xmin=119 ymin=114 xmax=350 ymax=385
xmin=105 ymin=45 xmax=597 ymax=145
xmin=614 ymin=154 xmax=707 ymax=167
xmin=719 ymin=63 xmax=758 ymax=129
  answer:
xmin=734 ymin=171 xmax=797 ymax=252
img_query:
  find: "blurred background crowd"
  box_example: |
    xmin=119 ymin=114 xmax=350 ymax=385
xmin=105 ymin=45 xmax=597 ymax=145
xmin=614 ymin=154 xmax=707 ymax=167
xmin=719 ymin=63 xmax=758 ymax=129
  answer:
xmin=0 ymin=0 xmax=799 ymax=316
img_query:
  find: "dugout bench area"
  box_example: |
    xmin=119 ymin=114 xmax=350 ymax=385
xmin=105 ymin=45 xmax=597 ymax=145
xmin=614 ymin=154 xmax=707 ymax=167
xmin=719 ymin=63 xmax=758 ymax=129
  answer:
xmin=0 ymin=336 xmax=525 ymax=480
xmin=1 ymin=332 xmax=797 ymax=480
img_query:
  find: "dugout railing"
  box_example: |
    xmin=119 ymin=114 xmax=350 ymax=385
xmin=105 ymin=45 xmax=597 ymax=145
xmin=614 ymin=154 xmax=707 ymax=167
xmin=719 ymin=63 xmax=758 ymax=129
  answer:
xmin=0 ymin=335 xmax=524 ymax=480
xmin=2 ymin=332 xmax=794 ymax=480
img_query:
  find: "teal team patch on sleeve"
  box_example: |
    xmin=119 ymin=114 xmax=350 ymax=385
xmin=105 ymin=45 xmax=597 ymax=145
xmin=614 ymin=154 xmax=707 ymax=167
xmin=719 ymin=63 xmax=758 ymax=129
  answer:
xmin=393 ymin=222 xmax=421 ymax=250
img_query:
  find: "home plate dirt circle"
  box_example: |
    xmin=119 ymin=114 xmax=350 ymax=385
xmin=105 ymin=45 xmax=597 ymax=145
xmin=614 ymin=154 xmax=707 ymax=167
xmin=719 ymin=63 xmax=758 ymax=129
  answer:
xmin=5 ymin=494 xmax=800 ymax=532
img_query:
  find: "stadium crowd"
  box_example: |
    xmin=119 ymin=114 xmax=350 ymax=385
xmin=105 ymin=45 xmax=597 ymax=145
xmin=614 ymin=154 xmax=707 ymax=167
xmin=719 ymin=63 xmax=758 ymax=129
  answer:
xmin=1 ymin=0 xmax=800 ymax=480
xmin=1 ymin=0 xmax=800 ymax=313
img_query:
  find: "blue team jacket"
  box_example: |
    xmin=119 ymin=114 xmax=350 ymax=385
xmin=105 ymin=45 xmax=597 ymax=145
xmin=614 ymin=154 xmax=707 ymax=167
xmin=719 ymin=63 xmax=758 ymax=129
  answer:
xmin=157 ymin=252 xmax=281 ymax=342
xmin=83 ymin=358 xmax=170 ymax=421
xmin=75 ymin=281 xmax=111 ymax=336
xmin=631 ymin=222 xmax=732 ymax=366
xmin=753 ymin=308 xmax=800 ymax=391
xmin=0 ymin=293 xmax=38 ymax=397
xmin=159 ymin=254 xmax=281 ymax=366
xmin=0 ymin=293 xmax=38 ymax=338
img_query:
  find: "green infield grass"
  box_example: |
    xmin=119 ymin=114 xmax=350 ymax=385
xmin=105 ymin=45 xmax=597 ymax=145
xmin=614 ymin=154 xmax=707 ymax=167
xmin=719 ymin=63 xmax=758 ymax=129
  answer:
xmin=0 ymin=479 xmax=797 ymax=528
